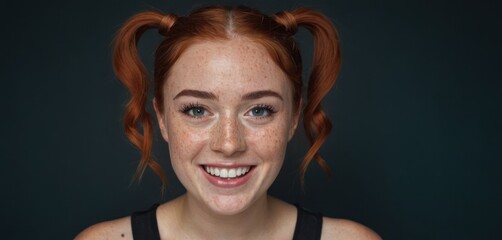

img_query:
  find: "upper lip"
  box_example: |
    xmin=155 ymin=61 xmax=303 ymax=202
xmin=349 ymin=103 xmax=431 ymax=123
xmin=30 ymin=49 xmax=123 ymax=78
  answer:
xmin=199 ymin=163 xmax=256 ymax=168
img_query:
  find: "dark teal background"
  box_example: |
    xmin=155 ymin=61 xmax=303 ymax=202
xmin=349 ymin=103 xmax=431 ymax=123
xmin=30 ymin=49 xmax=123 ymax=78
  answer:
xmin=2 ymin=0 xmax=501 ymax=239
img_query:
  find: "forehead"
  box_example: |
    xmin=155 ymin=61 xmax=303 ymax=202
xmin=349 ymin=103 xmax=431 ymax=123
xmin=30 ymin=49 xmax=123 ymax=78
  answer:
xmin=165 ymin=38 xmax=291 ymax=99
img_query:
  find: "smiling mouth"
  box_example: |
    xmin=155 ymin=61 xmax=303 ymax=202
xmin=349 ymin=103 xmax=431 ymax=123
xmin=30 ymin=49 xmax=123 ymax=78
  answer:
xmin=202 ymin=165 xmax=253 ymax=179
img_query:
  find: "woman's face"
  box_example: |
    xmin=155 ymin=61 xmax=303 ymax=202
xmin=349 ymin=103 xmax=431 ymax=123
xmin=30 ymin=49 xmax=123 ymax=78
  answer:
xmin=154 ymin=37 xmax=299 ymax=215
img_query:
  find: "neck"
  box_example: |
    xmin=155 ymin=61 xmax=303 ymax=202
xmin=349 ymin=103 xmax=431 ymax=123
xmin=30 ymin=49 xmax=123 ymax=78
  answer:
xmin=177 ymin=193 xmax=273 ymax=239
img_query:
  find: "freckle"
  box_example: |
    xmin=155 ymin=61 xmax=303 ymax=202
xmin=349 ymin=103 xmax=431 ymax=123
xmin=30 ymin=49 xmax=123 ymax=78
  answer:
xmin=121 ymin=233 xmax=125 ymax=237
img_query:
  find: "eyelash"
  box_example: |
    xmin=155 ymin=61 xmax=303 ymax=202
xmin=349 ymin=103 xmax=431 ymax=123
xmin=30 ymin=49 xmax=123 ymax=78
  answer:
xmin=179 ymin=103 xmax=207 ymax=119
xmin=178 ymin=103 xmax=277 ymax=119
xmin=248 ymin=104 xmax=277 ymax=118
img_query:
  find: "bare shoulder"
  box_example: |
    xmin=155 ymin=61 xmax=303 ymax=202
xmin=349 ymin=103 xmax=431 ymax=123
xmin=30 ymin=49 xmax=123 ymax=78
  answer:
xmin=321 ymin=217 xmax=381 ymax=240
xmin=75 ymin=216 xmax=133 ymax=240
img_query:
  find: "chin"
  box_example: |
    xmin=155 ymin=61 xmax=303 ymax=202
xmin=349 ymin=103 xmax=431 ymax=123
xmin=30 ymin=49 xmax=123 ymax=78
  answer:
xmin=205 ymin=193 xmax=256 ymax=215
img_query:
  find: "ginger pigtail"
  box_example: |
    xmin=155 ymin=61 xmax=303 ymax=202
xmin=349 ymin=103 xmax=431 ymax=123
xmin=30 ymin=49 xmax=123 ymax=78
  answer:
xmin=113 ymin=11 xmax=176 ymax=191
xmin=292 ymin=8 xmax=341 ymax=183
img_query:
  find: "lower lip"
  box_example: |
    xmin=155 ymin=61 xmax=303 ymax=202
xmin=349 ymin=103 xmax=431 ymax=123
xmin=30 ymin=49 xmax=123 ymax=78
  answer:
xmin=200 ymin=166 xmax=255 ymax=188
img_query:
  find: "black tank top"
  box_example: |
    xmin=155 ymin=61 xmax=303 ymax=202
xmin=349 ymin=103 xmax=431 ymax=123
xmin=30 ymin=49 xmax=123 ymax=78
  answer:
xmin=131 ymin=203 xmax=323 ymax=240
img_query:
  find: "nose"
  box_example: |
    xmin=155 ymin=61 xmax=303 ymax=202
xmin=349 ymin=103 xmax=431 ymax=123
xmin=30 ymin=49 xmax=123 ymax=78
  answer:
xmin=210 ymin=114 xmax=247 ymax=156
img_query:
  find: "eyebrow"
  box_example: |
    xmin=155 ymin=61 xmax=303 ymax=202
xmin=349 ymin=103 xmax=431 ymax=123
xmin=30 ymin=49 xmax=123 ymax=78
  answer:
xmin=242 ymin=90 xmax=283 ymax=101
xmin=173 ymin=89 xmax=218 ymax=100
xmin=173 ymin=89 xmax=283 ymax=101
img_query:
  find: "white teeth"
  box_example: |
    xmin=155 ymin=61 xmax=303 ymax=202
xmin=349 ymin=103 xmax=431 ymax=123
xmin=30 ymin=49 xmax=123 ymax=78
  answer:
xmin=220 ymin=169 xmax=228 ymax=178
xmin=204 ymin=166 xmax=251 ymax=178
xmin=228 ymin=169 xmax=236 ymax=178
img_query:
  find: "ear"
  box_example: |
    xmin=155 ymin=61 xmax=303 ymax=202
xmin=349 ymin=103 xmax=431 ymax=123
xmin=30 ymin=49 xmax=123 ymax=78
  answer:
xmin=288 ymin=98 xmax=302 ymax=141
xmin=153 ymin=98 xmax=169 ymax=142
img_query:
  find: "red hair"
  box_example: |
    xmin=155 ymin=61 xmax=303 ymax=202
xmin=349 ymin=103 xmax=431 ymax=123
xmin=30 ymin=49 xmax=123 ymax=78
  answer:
xmin=113 ymin=6 xmax=341 ymax=189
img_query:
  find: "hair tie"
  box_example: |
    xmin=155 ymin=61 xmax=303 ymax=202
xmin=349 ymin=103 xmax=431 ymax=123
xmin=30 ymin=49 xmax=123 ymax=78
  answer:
xmin=159 ymin=14 xmax=177 ymax=36
xmin=273 ymin=11 xmax=298 ymax=35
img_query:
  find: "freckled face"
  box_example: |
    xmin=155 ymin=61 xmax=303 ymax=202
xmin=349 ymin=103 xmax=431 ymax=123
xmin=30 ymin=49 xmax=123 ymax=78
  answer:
xmin=154 ymin=38 xmax=298 ymax=215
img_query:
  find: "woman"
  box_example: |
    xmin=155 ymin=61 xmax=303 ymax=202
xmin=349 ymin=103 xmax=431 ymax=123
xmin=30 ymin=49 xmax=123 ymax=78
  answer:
xmin=77 ymin=5 xmax=380 ymax=239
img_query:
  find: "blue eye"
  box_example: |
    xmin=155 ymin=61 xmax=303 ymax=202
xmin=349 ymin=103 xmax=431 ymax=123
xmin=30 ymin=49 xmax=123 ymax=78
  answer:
xmin=188 ymin=107 xmax=206 ymax=117
xmin=248 ymin=105 xmax=275 ymax=118
xmin=250 ymin=107 xmax=267 ymax=117
xmin=180 ymin=104 xmax=208 ymax=118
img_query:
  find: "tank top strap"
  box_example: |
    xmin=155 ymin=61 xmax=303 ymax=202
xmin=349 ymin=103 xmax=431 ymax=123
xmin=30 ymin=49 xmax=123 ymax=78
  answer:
xmin=131 ymin=203 xmax=161 ymax=240
xmin=293 ymin=204 xmax=323 ymax=240
xmin=130 ymin=203 xmax=322 ymax=240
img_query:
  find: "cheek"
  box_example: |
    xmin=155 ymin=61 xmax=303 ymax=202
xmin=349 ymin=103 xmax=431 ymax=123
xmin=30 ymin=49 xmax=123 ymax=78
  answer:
xmin=165 ymin=117 xmax=209 ymax=165
xmin=165 ymin=122 xmax=211 ymax=187
xmin=247 ymin=121 xmax=290 ymax=161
